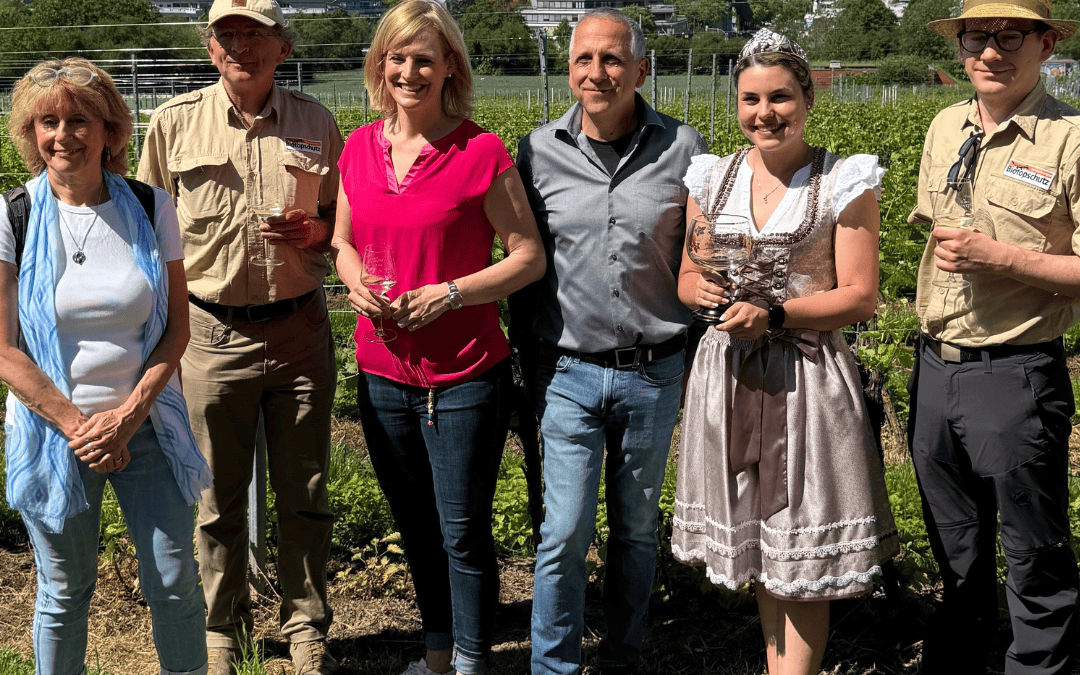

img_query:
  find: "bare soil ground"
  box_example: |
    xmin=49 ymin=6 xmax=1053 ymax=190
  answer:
xmin=4 ymin=403 xmax=1080 ymax=673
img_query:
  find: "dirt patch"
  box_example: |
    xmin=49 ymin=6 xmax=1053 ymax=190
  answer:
xmin=0 ymin=541 xmax=984 ymax=675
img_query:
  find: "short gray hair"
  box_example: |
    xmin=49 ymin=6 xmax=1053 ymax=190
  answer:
xmin=570 ymin=9 xmax=646 ymax=62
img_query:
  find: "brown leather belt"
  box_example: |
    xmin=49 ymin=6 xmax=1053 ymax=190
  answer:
xmin=189 ymin=289 xmax=318 ymax=323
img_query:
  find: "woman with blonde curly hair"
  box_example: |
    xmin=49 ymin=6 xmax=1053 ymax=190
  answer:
xmin=0 ymin=57 xmax=210 ymax=675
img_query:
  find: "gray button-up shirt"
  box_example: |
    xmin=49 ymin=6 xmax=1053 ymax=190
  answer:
xmin=517 ymin=95 xmax=706 ymax=352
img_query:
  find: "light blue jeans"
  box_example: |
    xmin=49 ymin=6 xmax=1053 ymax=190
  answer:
xmin=23 ymin=421 xmax=207 ymax=675
xmin=530 ymin=350 xmax=684 ymax=675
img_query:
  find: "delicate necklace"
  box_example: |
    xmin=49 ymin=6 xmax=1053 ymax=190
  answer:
xmin=58 ymin=182 xmax=107 ymax=265
xmin=753 ymin=155 xmax=788 ymax=205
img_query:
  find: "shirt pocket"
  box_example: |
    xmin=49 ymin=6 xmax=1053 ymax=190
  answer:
xmin=632 ymin=182 xmax=684 ymax=229
xmin=984 ymin=174 xmax=1059 ymax=251
xmin=167 ymin=154 xmax=232 ymax=244
xmin=281 ymin=150 xmax=330 ymax=214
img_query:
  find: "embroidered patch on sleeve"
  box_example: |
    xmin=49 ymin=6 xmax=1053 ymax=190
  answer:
xmin=1003 ymin=160 xmax=1055 ymax=191
xmin=285 ymin=137 xmax=323 ymax=154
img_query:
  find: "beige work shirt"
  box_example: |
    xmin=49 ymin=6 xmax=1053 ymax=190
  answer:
xmin=137 ymin=81 xmax=344 ymax=305
xmin=909 ymin=81 xmax=1080 ymax=346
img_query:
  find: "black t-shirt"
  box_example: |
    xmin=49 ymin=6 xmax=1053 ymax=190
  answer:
xmin=588 ymin=131 xmax=636 ymax=175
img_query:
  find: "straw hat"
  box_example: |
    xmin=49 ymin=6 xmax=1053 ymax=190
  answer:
xmin=928 ymin=0 xmax=1077 ymax=40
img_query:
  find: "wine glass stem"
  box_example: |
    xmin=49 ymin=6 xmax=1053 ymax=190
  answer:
xmin=376 ymin=292 xmax=388 ymax=337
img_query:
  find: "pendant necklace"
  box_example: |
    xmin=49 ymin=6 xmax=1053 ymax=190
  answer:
xmin=753 ymin=155 xmax=787 ymax=204
xmin=59 ymin=182 xmax=107 ymax=265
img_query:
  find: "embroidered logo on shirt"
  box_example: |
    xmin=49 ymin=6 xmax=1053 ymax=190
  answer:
xmin=285 ymin=137 xmax=322 ymax=154
xmin=1003 ymin=160 xmax=1055 ymax=191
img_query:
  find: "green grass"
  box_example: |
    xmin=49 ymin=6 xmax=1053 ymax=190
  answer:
xmin=0 ymin=647 xmax=116 ymax=675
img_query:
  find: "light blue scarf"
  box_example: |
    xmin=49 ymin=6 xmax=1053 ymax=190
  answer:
xmin=4 ymin=170 xmax=212 ymax=534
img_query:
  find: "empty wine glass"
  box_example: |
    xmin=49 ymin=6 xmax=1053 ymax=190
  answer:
xmin=362 ymin=243 xmax=397 ymax=344
xmin=931 ymin=178 xmax=984 ymax=290
xmin=251 ymin=171 xmax=284 ymax=268
xmin=686 ymin=213 xmax=753 ymax=324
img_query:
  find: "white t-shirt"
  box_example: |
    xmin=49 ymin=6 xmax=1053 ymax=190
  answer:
xmin=0 ymin=174 xmax=184 ymax=415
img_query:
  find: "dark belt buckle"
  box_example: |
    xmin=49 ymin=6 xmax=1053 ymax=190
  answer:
xmin=614 ymin=346 xmax=639 ymax=370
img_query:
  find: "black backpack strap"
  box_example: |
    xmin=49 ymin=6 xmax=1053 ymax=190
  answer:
xmin=123 ymin=177 xmax=157 ymax=228
xmin=3 ymin=179 xmax=156 ymax=270
xmin=3 ymin=186 xmax=28 ymax=268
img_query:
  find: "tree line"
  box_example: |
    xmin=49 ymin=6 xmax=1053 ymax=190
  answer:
xmin=1 ymin=0 xmax=1078 ymax=82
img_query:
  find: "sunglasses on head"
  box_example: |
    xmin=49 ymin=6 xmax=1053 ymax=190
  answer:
xmin=29 ymin=65 xmax=98 ymax=88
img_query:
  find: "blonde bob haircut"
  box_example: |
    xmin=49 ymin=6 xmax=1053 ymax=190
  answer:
xmin=365 ymin=0 xmax=474 ymax=119
xmin=9 ymin=58 xmax=132 ymax=177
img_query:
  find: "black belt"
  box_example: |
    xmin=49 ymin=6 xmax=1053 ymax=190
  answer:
xmin=922 ymin=334 xmax=1062 ymax=363
xmin=189 ymin=289 xmax=318 ymax=323
xmin=544 ymin=334 xmax=686 ymax=370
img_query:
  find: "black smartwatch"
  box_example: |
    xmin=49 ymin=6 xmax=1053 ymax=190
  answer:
xmin=768 ymin=303 xmax=786 ymax=329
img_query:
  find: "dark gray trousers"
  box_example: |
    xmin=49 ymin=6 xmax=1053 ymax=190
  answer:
xmin=908 ymin=337 xmax=1078 ymax=675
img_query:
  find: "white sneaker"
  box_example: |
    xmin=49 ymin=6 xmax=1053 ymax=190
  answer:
xmin=400 ymin=658 xmax=456 ymax=675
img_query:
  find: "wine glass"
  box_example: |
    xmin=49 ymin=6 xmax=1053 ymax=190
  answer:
xmin=931 ymin=178 xmax=988 ymax=290
xmin=361 ymin=243 xmax=397 ymax=344
xmin=686 ymin=213 xmax=753 ymax=324
xmin=250 ymin=171 xmax=284 ymax=268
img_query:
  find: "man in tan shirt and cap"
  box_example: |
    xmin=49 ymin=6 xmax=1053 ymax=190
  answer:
xmin=137 ymin=0 xmax=343 ymax=672
xmin=908 ymin=1 xmax=1080 ymax=673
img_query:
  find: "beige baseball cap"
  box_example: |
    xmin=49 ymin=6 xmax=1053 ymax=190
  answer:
xmin=207 ymin=0 xmax=286 ymax=27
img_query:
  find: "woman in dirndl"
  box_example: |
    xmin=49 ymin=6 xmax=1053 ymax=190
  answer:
xmin=671 ymin=29 xmax=900 ymax=675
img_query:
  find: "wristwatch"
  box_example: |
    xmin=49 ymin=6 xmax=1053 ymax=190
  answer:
xmin=447 ymin=281 xmax=464 ymax=310
xmin=768 ymin=303 xmax=786 ymax=329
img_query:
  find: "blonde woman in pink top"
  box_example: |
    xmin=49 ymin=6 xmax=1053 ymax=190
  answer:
xmin=329 ymin=2 xmax=544 ymax=674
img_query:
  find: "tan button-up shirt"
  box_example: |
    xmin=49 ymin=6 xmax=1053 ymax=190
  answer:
xmin=137 ymin=81 xmax=344 ymax=305
xmin=909 ymin=81 xmax=1080 ymax=346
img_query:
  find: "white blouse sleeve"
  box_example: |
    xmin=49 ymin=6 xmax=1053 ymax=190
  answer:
xmin=682 ymin=154 xmax=721 ymax=210
xmin=833 ymin=154 xmax=885 ymax=217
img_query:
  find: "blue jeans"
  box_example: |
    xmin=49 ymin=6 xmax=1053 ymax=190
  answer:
xmin=23 ymin=421 xmax=207 ymax=675
xmin=531 ymin=350 xmax=683 ymax=675
xmin=357 ymin=361 xmax=510 ymax=675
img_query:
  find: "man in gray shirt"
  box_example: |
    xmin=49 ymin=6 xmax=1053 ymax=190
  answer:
xmin=515 ymin=9 xmax=706 ymax=675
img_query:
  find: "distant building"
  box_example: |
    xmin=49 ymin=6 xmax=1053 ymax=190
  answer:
xmin=1042 ymin=57 xmax=1077 ymax=77
xmin=151 ymin=0 xmax=204 ymax=19
xmin=279 ymin=0 xmax=347 ymax=16
xmin=338 ymin=0 xmax=386 ymax=17
xmin=151 ymin=0 xmax=353 ymax=20
xmin=521 ymin=0 xmax=687 ymax=35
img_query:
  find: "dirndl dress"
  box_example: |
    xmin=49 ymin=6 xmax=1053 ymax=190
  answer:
xmin=671 ymin=147 xmax=901 ymax=600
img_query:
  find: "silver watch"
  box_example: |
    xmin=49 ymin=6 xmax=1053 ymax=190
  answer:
xmin=447 ymin=281 xmax=464 ymax=310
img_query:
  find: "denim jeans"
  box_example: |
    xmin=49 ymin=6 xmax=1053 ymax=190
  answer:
xmin=357 ymin=360 xmax=510 ymax=675
xmin=23 ymin=421 xmax=207 ymax=675
xmin=531 ymin=350 xmax=683 ymax=675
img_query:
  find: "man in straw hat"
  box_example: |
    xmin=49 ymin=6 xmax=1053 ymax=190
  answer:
xmin=138 ymin=0 xmax=343 ymax=672
xmin=908 ymin=1 xmax=1080 ymax=673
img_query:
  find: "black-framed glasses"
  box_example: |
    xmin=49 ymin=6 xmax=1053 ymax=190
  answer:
xmin=28 ymin=65 xmax=98 ymax=88
xmin=212 ymin=29 xmax=276 ymax=45
xmin=957 ymin=28 xmax=1040 ymax=53
xmin=946 ymin=131 xmax=983 ymax=191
